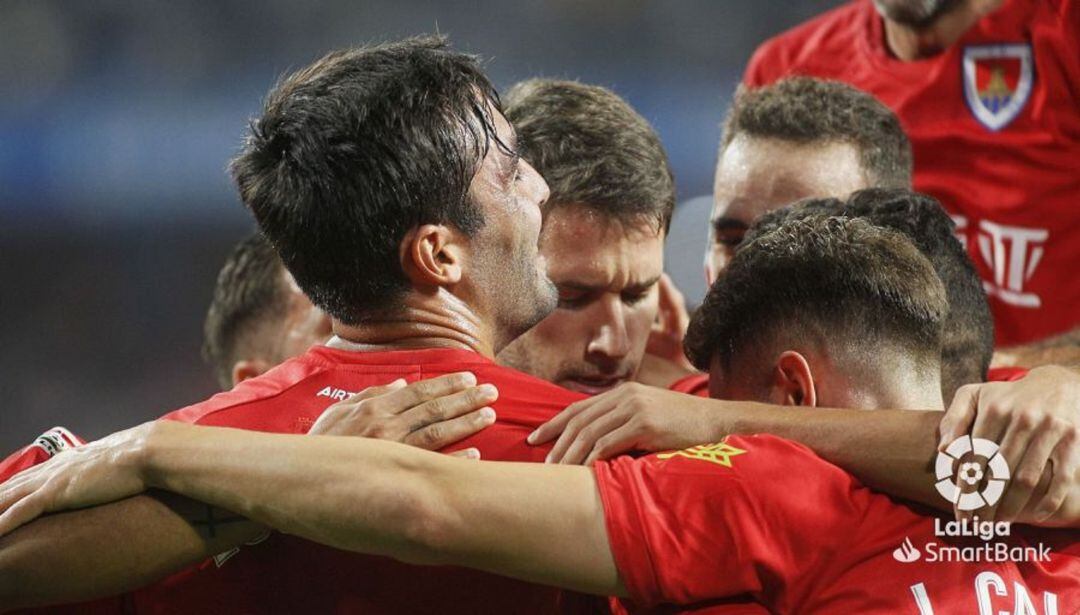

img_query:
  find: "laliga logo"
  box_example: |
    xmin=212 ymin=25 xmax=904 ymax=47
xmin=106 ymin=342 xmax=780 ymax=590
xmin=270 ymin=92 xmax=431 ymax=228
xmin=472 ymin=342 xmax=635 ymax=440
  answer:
xmin=935 ymin=436 xmax=1010 ymax=511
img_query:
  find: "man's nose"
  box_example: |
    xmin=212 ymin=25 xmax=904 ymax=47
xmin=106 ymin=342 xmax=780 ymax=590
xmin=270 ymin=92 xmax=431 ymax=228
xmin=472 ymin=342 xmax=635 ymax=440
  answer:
xmin=586 ymin=297 xmax=631 ymax=360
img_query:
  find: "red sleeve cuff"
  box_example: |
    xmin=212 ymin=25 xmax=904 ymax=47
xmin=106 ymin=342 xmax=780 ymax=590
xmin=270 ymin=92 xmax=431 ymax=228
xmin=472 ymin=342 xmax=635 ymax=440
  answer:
xmin=593 ymin=459 xmax=664 ymax=606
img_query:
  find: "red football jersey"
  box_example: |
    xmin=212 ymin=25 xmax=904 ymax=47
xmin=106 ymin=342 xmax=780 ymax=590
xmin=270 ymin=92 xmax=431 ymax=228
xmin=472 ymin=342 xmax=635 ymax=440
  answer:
xmin=987 ymin=365 xmax=1030 ymax=382
xmin=595 ymin=434 xmax=1080 ymax=613
xmin=743 ymin=0 xmax=1080 ymax=347
xmin=5 ymin=346 xmax=597 ymax=614
xmin=668 ymin=373 xmax=710 ymax=397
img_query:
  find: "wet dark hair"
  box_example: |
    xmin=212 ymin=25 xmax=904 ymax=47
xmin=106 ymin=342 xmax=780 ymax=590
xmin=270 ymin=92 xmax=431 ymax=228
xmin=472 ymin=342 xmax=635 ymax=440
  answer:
xmin=231 ymin=36 xmax=509 ymax=324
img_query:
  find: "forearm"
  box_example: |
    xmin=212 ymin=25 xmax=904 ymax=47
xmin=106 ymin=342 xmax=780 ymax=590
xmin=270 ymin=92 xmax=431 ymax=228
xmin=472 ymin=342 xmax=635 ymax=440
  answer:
xmin=719 ymin=405 xmax=943 ymax=508
xmin=0 ymin=493 xmax=262 ymax=609
xmin=992 ymin=325 xmax=1080 ymax=369
xmin=142 ymin=421 xmax=622 ymax=595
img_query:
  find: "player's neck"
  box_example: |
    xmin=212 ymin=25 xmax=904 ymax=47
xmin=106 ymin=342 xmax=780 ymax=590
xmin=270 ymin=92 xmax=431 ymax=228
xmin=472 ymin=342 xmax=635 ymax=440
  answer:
xmin=856 ymin=370 xmax=946 ymax=411
xmin=881 ymin=0 xmax=999 ymax=61
xmin=329 ymin=289 xmax=496 ymax=358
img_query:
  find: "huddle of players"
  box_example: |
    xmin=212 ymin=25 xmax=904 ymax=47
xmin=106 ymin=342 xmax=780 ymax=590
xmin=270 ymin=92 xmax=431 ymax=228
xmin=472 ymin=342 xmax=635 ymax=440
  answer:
xmin=0 ymin=20 xmax=1077 ymax=615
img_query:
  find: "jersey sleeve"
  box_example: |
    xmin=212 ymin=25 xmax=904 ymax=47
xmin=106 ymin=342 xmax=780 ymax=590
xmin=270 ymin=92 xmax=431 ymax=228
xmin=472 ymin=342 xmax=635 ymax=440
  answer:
xmin=593 ymin=434 xmax=869 ymax=608
xmin=0 ymin=427 xmax=85 ymax=482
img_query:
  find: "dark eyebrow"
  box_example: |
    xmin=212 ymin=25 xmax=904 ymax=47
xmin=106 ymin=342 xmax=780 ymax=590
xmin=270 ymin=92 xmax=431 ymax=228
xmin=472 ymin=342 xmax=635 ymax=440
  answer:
xmin=556 ymin=274 xmax=662 ymax=295
xmin=711 ymin=216 xmax=749 ymax=234
xmin=623 ymin=274 xmax=663 ymax=294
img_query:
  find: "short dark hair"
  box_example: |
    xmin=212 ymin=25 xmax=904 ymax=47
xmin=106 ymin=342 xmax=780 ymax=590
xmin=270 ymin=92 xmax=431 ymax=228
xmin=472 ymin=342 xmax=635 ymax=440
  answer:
xmin=504 ymin=79 xmax=675 ymax=233
xmin=685 ymin=213 xmax=947 ymax=384
xmin=722 ymin=77 xmax=912 ymax=188
xmin=231 ymin=36 xmax=506 ymax=325
xmin=745 ymin=188 xmax=993 ymax=398
xmin=202 ymin=233 xmax=289 ymax=390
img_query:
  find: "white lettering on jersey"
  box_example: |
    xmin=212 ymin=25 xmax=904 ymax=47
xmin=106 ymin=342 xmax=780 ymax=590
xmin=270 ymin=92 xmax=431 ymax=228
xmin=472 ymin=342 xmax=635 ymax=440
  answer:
xmin=316 ymin=386 xmax=359 ymax=401
xmin=912 ymin=571 xmax=1058 ymax=615
xmin=911 ymin=582 xmax=935 ymax=614
xmin=951 ymin=215 xmax=969 ymax=250
xmin=976 ymin=220 xmax=1048 ymax=308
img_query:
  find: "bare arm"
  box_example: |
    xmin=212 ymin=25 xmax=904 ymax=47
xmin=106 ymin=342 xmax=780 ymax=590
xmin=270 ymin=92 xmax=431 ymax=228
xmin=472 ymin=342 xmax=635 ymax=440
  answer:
xmin=530 ymin=384 xmax=945 ymax=508
xmin=533 ymin=372 xmax=1078 ymax=526
xmin=0 ymin=493 xmax=261 ymax=609
xmin=0 ymin=421 xmax=622 ymax=598
xmin=0 ymin=373 xmax=496 ymax=609
xmin=142 ymin=422 xmax=622 ymax=596
xmin=992 ymin=325 xmax=1080 ymax=369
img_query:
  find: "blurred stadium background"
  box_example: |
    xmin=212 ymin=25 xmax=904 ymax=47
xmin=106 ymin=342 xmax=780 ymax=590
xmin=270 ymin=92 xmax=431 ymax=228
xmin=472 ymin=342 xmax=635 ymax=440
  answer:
xmin=0 ymin=0 xmax=841 ymax=452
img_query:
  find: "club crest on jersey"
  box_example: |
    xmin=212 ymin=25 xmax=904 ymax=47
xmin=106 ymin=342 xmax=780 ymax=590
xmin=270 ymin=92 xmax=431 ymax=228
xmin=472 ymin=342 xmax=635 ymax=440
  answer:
xmin=657 ymin=442 xmax=746 ymax=467
xmin=962 ymin=43 xmax=1033 ymax=131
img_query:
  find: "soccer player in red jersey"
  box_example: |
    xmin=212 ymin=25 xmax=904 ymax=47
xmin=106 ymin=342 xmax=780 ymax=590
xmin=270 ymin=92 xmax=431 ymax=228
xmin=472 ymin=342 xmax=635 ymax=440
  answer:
xmin=638 ymin=78 xmax=996 ymax=401
xmin=2 ymin=41 xmax=1071 ymax=609
xmin=0 ymin=235 xmax=499 ymax=613
xmin=742 ymin=0 xmax=1080 ymax=352
xmin=496 ymin=79 xmax=673 ymax=396
xmin=0 ymin=37 xmax=599 ymax=613
xmin=533 ymin=191 xmax=1078 ymax=525
xmin=11 ymin=211 xmax=1075 ymax=613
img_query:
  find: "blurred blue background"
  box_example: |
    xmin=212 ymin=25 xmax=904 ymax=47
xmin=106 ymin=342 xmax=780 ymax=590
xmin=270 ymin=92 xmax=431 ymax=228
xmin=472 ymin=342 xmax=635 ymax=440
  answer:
xmin=0 ymin=0 xmax=841 ymax=452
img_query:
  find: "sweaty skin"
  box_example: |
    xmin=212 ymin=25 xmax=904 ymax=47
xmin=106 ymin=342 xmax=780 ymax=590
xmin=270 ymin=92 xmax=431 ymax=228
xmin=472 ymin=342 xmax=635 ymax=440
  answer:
xmin=0 ymin=98 xmax=556 ymax=608
xmin=499 ymin=206 xmax=663 ymax=396
xmin=706 ymin=135 xmax=867 ymax=284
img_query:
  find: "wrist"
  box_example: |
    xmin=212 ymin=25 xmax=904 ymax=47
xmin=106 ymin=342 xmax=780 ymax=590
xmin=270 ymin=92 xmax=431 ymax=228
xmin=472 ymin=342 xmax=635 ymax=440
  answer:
xmin=130 ymin=420 xmax=175 ymax=489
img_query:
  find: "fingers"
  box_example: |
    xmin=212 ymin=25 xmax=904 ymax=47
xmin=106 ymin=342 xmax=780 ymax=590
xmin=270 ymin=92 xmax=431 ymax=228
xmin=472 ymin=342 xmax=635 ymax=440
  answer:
xmin=401 ymin=384 xmax=498 ymax=432
xmin=1031 ymin=431 xmax=1079 ymax=523
xmin=352 ymin=378 xmax=408 ymax=401
xmin=528 ymin=397 xmax=599 ymax=446
xmin=449 ymin=448 xmax=482 ymax=460
xmin=657 ymin=273 xmax=689 ymax=334
xmin=938 ymin=384 xmax=979 ymax=450
xmin=403 ymin=407 xmax=497 ymax=451
xmin=969 ymin=391 xmax=1009 ymax=447
xmin=0 ymin=488 xmax=46 ymax=537
xmin=545 ymin=398 xmax=620 ymax=464
xmin=384 ymin=372 xmax=478 ymax=411
xmin=993 ymin=420 xmax=1057 ymax=521
xmin=553 ymin=410 xmax=632 ymax=466
xmin=582 ymin=425 xmax=639 ymax=467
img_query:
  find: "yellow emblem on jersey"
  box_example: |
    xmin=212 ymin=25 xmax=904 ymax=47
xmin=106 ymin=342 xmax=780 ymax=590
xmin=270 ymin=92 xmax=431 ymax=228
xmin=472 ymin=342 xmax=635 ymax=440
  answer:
xmin=657 ymin=442 xmax=746 ymax=467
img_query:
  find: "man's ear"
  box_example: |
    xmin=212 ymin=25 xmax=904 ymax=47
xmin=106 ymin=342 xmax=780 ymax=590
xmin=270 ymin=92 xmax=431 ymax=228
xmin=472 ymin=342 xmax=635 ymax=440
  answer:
xmin=399 ymin=224 xmax=465 ymax=287
xmin=232 ymin=358 xmax=273 ymax=387
xmin=769 ymin=350 xmax=818 ymax=407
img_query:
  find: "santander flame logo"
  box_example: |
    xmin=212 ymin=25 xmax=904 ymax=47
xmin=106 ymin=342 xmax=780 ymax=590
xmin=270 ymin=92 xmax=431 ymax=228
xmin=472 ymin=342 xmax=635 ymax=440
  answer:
xmin=893 ymin=537 xmax=921 ymax=563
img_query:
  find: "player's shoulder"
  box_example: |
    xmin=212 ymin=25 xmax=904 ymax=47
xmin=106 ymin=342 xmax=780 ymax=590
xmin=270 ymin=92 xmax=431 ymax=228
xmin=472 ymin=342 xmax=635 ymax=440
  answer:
xmin=161 ymin=350 xmax=332 ymax=426
xmin=746 ymin=0 xmax=869 ymax=85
